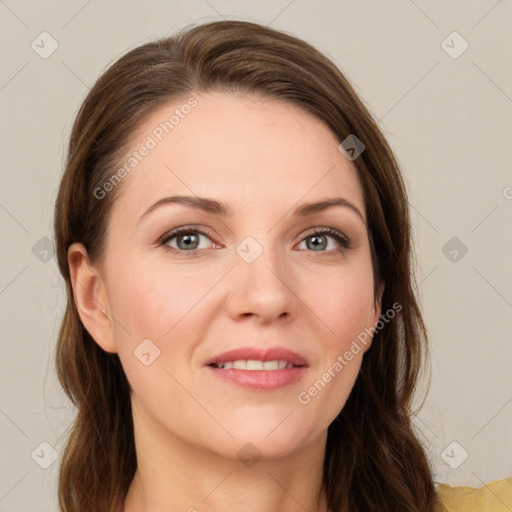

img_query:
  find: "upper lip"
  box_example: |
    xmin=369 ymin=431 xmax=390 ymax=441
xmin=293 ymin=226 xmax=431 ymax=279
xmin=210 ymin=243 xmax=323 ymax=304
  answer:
xmin=204 ymin=347 xmax=309 ymax=367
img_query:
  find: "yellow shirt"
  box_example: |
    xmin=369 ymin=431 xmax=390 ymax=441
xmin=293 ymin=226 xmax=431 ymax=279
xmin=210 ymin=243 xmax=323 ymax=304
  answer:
xmin=436 ymin=477 xmax=512 ymax=511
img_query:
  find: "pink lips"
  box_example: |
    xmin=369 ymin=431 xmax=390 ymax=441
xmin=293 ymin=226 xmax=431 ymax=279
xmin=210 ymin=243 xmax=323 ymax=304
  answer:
xmin=204 ymin=346 xmax=309 ymax=391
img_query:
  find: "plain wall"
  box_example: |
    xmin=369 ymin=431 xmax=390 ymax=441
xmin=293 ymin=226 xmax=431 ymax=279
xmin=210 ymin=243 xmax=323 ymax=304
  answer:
xmin=0 ymin=1 xmax=510 ymax=510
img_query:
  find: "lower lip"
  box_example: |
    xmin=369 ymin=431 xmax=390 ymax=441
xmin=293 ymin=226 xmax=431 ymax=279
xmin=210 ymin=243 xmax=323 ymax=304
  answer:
xmin=205 ymin=366 xmax=308 ymax=390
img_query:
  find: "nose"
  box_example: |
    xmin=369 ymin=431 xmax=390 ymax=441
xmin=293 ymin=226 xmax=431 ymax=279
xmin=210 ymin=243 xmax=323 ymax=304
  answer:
xmin=225 ymin=239 xmax=298 ymax=324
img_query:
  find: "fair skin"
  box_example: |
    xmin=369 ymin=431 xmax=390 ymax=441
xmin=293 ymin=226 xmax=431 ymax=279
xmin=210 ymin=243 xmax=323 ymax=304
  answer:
xmin=69 ymin=91 xmax=382 ymax=512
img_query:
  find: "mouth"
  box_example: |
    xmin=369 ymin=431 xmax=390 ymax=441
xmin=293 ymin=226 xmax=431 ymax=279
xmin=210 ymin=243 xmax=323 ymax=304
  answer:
xmin=204 ymin=347 xmax=309 ymax=390
xmin=204 ymin=346 xmax=308 ymax=368
xmin=208 ymin=359 xmax=303 ymax=370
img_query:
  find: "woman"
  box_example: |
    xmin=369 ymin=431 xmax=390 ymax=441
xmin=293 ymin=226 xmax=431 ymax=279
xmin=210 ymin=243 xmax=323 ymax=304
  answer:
xmin=54 ymin=19 xmax=448 ymax=512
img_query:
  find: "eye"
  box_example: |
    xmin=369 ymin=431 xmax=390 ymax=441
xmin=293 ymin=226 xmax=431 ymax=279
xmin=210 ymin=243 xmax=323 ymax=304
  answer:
xmin=160 ymin=226 xmax=217 ymax=256
xmin=159 ymin=225 xmax=351 ymax=257
xmin=296 ymin=227 xmax=350 ymax=255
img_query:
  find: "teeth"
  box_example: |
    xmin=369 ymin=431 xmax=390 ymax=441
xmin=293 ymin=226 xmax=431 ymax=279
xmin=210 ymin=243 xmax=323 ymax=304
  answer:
xmin=233 ymin=360 xmax=246 ymax=369
xmin=247 ymin=359 xmax=263 ymax=370
xmin=212 ymin=359 xmax=293 ymax=370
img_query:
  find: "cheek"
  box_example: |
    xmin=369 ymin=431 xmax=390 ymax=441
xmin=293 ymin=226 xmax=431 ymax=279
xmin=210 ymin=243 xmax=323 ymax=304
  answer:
xmin=106 ymin=264 xmax=201 ymax=423
xmin=106 ymin=257 xmax=223 ymax=392
xmin=295 ymin=264 xmax=375 ymax=418
xmin=296 ymin=327 xmax=368 ymax=432
xmin=297 ymin=362 xmax=361 ymax=440
xmin=306 ymin=262 xmax=376 ymax=346
xmin=107 ymin=256 xmax=205 ymax=340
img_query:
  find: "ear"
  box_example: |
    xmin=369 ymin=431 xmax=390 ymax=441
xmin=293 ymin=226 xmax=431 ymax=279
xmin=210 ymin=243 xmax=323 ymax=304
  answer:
xmin=68 ymin=242 xmax=118 ymax=353
xmin=363 ymin=281 xmax=385 ymax=354
xmin=372 ymin=280 xmax=384 ymax=325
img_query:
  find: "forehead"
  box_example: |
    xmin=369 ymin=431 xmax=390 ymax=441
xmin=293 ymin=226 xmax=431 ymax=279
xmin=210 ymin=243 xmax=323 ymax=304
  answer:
xmin=109 ymin=91 xmax=365 ymax=220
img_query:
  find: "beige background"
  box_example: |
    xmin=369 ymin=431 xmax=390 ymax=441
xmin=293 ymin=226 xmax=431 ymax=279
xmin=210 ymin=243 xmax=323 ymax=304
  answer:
xmin=0 ymin=1 xmax=511 ymax=510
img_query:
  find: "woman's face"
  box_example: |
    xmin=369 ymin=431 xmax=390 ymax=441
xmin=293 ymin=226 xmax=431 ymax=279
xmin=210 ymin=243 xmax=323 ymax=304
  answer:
xmin=90 ymin=91 xmax=381 ymax=460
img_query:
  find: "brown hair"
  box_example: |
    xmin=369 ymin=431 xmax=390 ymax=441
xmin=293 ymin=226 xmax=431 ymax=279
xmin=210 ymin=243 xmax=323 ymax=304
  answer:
xmin=54 ymin=19 xmax=441 ymax=512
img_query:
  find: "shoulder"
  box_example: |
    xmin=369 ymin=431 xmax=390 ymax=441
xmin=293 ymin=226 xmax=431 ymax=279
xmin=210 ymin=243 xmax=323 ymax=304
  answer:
xmin=435 ymin=477 xmax=512 ymax=512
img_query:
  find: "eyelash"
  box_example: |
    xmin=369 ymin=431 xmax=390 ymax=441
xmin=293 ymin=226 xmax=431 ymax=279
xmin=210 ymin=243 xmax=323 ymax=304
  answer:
xmin=159 ymin=225 xmax=351 ymax=258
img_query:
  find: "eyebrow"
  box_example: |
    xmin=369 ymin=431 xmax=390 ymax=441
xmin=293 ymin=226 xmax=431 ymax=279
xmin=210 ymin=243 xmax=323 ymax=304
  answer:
xmin=139 ymin=195 xmax=365 ymax=223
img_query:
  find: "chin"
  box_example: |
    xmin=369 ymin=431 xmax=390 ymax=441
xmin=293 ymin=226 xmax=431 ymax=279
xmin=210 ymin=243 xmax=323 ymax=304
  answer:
xmin=207 ymin=423 xmax=316 ymax=463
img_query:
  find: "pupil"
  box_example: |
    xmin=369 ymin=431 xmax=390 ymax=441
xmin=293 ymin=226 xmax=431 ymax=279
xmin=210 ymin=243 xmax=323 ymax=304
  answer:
xmin=180 ymin=234 xmax=198 ymax=250
xmin=309 ymin=235 xmax=326 ymax=251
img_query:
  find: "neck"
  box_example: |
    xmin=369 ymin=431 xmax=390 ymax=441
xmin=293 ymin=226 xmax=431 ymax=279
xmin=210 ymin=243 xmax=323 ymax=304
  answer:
xmin=122 ymin=399 xmax=330 ymax=512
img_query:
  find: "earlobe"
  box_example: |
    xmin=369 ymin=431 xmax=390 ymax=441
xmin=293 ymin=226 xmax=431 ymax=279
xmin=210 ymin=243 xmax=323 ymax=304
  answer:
xmin=68 ymin=243 xmax=118 ymax=354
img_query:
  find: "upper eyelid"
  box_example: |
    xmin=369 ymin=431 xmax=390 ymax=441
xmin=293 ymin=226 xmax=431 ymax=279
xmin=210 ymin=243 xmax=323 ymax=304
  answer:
xmin=161 ymin=225 xmax=213 ymax=241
